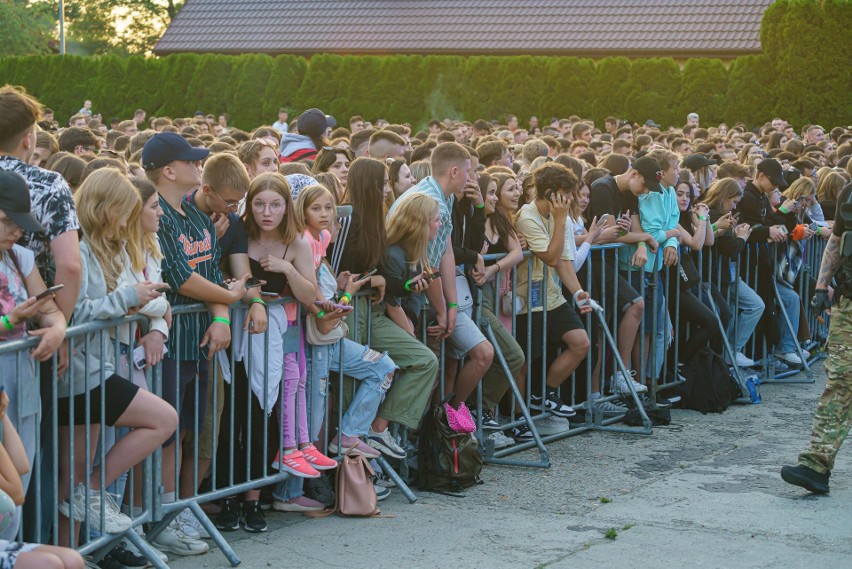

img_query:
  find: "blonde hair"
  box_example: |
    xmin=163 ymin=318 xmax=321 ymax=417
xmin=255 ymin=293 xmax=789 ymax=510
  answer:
xmin=386 ymin=193 xmax=439 ymax=272
xmin=816 ymin=171 xmax=846 ymax=205
xmin=294 ymin=184 xmax=335 ymax=230
xmin=700 ymin=178 xmax=743 ymax=212
xmin=129 ymin=177 xmax=162 ymax=263
xmin=409 ymin=160 xmax=432 ymax=183
xmin=74 ymin=168 xmax=142 ymax=291
xmin=242 ymin=172 xmax=303 ymax=244
xmin=783 ymin=177 xmax=815 ymax=201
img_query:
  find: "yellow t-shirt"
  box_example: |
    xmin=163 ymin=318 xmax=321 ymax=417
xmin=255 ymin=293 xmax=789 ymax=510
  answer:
xmin=514 ymin=203 xmax=571 ymax=313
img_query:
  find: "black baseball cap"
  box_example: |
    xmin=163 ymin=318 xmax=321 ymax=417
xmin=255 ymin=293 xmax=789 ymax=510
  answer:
xmin=757 ymin=158 xmax=788 ymax=190
xmin=141 ymin=132 xmax=210 ymax=170
xmin=297 ymin=108 xmax=328 ymax=138
xmin=682 ymin=154 xmax=717 ymax=171
xmin=0 ymin=171 xmax=44 ymax=233
xmin=632 ymin=156 xmax=664 ymax=193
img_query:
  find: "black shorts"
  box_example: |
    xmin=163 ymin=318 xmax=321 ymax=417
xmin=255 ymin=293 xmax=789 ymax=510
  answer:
xmin=515 ymin=303 xmax=585 ymax=361
xmin=57 ymin=374 xmax=140 ymax=427
xmin=161 ymin=358 xmax=210 ymax=445
xmin=576 ymin=254 xmax=642 ymax=319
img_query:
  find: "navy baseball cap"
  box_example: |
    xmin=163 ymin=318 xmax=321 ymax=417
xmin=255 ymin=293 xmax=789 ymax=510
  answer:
xmin=0 ymin=171 xmax=43 ymax=233
xmin=141 ymin=132 xmax=210 ymax=170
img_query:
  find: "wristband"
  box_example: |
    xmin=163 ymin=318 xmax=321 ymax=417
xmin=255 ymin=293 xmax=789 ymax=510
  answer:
xmin=340 ymin=292 xmax=352 ymax=305
xmin=447 ymin=302 xmax=459 ymax=309
xmin=474 ymin=203 xmax=485 ymax=209
xmin=711 ymin=223 xmax=717 ymax=232
xmin=779 ymin=206 xmax=788 ymax=214
xmin=212 ymin=317 xmax=231 ymax=326
xmin=1 ymin=315 xmax=13 ymax=331
xmin=637 ymin=242 xmax=647 ymax=248
xmin=250 ymin=297 xmax=266 ymax=306
xmin=404 ymin=279 xmax=412 ymax=292
xmin=698 ymin=215 xmax=708 ymax=221
xmin=317 ymin=310 xmax=326 ymax=318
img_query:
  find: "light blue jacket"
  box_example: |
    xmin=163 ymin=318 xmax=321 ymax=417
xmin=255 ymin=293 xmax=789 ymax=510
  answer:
xmin=621 ymin=186 xmax=680 ymax=273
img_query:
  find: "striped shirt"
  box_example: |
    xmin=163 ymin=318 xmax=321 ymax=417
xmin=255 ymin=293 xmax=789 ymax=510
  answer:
xmin=388 ymin=176 xmax=452 ymax=268
xmin=157 ymin=193 xmax=223 ymax=361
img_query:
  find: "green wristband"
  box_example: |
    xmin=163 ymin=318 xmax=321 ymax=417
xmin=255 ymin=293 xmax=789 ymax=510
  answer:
xmin=447 ymin=302 xmax=459 ymax=309
xmin=212 ymin=317 xmax=231 ymax=326
xmin=250 ymin=297 xmax=266 ymax=306
xmin=317 ymin=310 xmax=326 ymax=319
xmin=637 ymin=242 xmax=646 ymax=248
xmin=404 ymin=279 xmax=412 ymax=292
xmin=779 ymin=206 xmax=788 ymax=214
xmin=474 ymin=203 xmax=485 ymax=209
xmin=711 ymin=223 xmax=717 ymax=232
xmin=1 ymin=315 xmax=13 ymax=331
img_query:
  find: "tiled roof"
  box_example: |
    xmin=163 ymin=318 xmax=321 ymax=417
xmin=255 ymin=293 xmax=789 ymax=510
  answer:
xmin=155 ymin=0 xmax=774 ymax=57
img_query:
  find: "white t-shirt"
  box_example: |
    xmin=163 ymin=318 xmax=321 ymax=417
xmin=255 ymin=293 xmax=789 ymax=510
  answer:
xmin=0 ymin=245 xmax=35 ymax=340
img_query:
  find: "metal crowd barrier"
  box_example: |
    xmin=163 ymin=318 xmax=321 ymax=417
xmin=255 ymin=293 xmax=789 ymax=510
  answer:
xmin=0 ymin=232 xmax=831 ymax=567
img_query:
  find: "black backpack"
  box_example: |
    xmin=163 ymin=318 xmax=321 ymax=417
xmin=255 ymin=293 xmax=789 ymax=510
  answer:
xmin=416 ymin=397 xmax=483 ymax=494
xmin=680 ymin=348 xmax=742 ymax=414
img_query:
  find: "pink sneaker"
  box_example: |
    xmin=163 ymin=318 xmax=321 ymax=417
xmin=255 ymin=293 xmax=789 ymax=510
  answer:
xmin=271 ymin=450 xmax=320 ymax=478
xmin=300 ymin=444 xmax=338 ymax=470
xmin=444 ymin=402 xmax=476 ymax=433
xmin=329 ymin=435 xmax=380 ymax=459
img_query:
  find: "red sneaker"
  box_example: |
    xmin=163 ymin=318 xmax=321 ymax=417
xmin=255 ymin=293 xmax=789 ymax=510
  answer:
xmin=300 ymin=445 xmax=338 ymax=470
xmin=271 ymin=450 xmax=320 ymax=478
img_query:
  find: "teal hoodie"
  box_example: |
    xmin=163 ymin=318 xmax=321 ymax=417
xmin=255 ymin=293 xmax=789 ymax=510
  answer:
xmin=619 ymin=185 xmax=680 ymax=273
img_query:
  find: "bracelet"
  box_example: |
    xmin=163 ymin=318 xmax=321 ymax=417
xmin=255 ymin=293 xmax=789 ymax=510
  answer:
xmin=637 ymin=242 xmax=647 ymax=248
xmin=698 ymin=215 xmax=708 ymax=221
xmin=212 ymin=317 xmax=231 ymax=326
xmin=495 ymin=260 xmax=501 ymax=272
xmin=404 ymin=279 xmax=412 ymax=292
xmin=779 ymin=206 xmax=788 ymax=214
xmin=250 ymin=297 xmax=266 ymax=306
xmin=711 ymin=223 xmax=717 ymax=232
xmin=474 ymin=203 xmax=485 ymax=209
xmin=447 ymin=302 xmax=459 ymax=309
xmin=340 ymin=292 xmax=352 ymax=305
xmin=317 ymin=310 xmax=326 ymax=318
xmin=1 ymin=315 xmax=13 ymax=331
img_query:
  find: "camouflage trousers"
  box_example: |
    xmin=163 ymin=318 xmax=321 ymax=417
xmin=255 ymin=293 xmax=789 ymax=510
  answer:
xmin=799 ymin=297 xmax=852 ymax=474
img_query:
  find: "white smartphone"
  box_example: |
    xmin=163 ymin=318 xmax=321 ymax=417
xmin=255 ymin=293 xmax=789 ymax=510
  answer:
xmin=132 ymin=345 xmax=169 ymax=370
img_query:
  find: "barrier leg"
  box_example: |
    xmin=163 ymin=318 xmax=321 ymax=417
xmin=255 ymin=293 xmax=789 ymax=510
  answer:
xmin=766 ymin=278 xmax=815 ymax=383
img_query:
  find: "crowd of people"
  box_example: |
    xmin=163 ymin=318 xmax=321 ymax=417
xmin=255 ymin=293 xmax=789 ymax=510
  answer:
xmin=0 ymin=84 xmax=851 ymax=567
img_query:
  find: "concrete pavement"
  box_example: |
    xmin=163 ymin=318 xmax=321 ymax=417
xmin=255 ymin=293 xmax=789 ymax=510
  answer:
xmin=169 ymin=362 xmax=850 ymax=569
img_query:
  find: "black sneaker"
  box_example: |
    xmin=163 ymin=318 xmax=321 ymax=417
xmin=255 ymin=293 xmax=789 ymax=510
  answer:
xmin=215 ymin=498 xmax=241 ymax=531
xmin=259 ymin=487 xmax=275 ymax=511
xmin=530 ymin=391 xmax=576 ymax=418
xmin=781 ymin=464 xmax=830 ymax=494
xmin=511 ymin=423 xmax=534 ymax=441
xmin=304 ymin=474 xmax=336 ymax=507
xmin=242 ymin=500 xmax=268 ymax=533
xmin=479 ymin=409 xmax=502 ymax=431
xmin=103 ymin=544 xmax=146 ymax=568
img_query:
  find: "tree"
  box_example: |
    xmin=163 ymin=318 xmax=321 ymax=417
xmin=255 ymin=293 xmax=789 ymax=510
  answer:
xmin=65 ymin=0 xmax=184 ymax=55
xmin=0 ymin=1 xmax=54 ymax=56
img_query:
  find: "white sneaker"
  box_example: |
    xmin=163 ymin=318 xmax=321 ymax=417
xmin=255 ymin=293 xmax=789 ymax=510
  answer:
xmin=374 ymin=484 xmax=391 ymax=501
xmin=150 ymin=520 xmax=209 ymax=556
xmin=176 ymin=508 xmax=210 ymax=540
xmin=535 ymin=415 xmax=570 ymax=435
xmin=59 ymin=484 xmax=132 ymax=533
xmin=592 ymin=399 xmax=628 ymax=417
xmin=734 ymin=351 xmax=756 ymax=367
xmin=609 ymin=370 xmax=648 ymax=395
xmin=775 ymin=351 xmax=804 ymax=365
xmin=487 ymin=430 xmax=515 ymax=449
xmin=122 ymin=533 xmax=169 ymax=565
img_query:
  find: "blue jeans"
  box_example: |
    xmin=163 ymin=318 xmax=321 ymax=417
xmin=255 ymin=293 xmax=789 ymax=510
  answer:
xmin=775 ymin=281 xmax=801 ymax=353
xmin=630 ymin=270 xmax=669 ymax=380
xmin=274 ymin=338 xmax=397 ymax=502
xmin=727 ymin=279 xmax=765 ymax=353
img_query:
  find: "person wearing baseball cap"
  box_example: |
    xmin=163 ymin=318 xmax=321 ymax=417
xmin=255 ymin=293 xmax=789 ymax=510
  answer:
xmin=141 ymin=131 xmax=209 ymax=171
xmin=682 ymin=154 xmax=717 ymax=172
xmin=0 ymin=170 xmax=45 ymax=234
xmin=279 ymin=108 xmax=329 ymax=163
xmin=735 ymin=157 xmax=807 ymax=365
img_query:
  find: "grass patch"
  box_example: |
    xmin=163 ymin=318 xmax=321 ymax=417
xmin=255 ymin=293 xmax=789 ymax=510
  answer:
xmin=604 ymin=528 xmax=618 ymax=540
xmin=599 ymin=496 xmax=612 ymax=503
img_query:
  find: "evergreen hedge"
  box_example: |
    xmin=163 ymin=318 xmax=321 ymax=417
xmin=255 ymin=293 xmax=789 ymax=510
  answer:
xmin=0 ymin=0 xmax=848 ymax=131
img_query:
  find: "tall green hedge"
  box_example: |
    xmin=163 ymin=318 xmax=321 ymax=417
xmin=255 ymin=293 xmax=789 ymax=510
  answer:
xmin=0 ymin=0 xmax=848 ymax=131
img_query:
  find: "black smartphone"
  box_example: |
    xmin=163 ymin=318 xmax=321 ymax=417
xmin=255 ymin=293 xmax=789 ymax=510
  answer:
xmin=35 ymin=284 xmax=64 ymax=300
xmin=423 ymin=272 xmax=441 ymax=282
xmin=245 ymin=277 xmax=264 ymax=289
xmin=154 ymin=286 xmax=171 ymax=293
xmin=357 ymin=268 xmax=378 ymax=280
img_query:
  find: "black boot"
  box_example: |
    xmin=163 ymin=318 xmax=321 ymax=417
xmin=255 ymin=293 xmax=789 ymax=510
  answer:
xmin=781 ymin=464 xmax=830 ymax=494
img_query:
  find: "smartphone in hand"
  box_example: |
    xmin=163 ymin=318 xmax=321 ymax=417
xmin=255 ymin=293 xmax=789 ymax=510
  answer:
xmin=35 ymin=284 xmax=64 ymax=301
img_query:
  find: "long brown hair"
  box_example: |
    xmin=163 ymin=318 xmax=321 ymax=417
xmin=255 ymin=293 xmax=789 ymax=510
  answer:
xmin=481 ymin=169 xmax=516 ymax=246
xmin=242 ymin=172 xmax=303 ymax=244
xmin=340 ymin=157 xmax=388 ymax=269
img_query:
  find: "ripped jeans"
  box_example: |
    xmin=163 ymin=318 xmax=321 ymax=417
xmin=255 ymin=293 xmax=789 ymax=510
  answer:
xmin=306 ymin=338 xmax=398 ymax=439
xmin=275 ymin=338 xmax=397 ymax=503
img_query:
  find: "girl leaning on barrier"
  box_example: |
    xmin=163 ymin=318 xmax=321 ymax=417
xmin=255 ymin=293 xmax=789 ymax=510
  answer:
xmin=57 ymin=168 xmax=178 ymax=548
xmin=0 ymin=171 xmax=66 ymax=541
